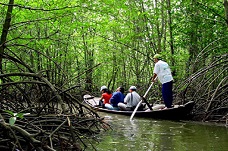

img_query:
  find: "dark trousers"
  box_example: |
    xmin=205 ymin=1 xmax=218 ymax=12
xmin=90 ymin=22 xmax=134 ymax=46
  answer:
xmin=162 ymin=81 xmax=173 ymax=108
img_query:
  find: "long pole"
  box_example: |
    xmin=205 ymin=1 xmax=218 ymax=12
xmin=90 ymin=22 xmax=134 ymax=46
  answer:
xmin=130 ymin=81 xmax=155 ymax=121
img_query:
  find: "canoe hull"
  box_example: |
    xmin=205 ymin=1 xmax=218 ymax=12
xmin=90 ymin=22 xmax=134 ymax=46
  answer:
xmin=83 ymin=95 xmax=195 ymax=120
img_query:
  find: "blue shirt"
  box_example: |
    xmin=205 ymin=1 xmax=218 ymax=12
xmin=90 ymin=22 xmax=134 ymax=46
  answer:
xmin=110 ymin=91 xmax=125 ymax=107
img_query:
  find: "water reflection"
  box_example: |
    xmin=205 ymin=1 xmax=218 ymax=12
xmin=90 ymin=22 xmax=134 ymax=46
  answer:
xmin=92 ymin=113 xmax=228 ymax=151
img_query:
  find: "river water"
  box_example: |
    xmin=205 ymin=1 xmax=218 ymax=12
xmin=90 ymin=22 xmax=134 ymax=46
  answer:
xmin=89 ymin=112 xmax=228 ymax=151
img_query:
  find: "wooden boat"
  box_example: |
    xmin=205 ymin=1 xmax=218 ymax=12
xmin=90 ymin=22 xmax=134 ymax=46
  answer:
xmin=83 ymin=94 xmax=195 ymax=120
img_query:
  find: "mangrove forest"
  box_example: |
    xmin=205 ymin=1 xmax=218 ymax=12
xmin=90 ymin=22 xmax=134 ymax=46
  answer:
xmin=0 ymin=0 xmax=227 ymax=150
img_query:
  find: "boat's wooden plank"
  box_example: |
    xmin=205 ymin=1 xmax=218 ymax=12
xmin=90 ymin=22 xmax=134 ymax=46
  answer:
xmin=83 ymin=94 xmax=195 ymax=120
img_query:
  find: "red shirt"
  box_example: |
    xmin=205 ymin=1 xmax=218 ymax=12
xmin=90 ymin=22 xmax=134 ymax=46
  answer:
xmin=102 ymin=93 xmax=112 ymax=104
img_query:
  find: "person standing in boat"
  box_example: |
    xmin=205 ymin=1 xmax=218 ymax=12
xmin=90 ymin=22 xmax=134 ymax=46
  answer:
xmin=106 ymin=86 xmax=125 ymax=110
xmin=151 ymin=54 xmax=173 ymax=108
xmin=99 ymin=86 xmax=112 ymax=108
xmin=118 ymin=86 xmax=141 ymax=111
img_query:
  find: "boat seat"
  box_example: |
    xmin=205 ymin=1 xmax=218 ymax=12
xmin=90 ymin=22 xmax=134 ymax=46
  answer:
xmin=83 ymin=94 xmax=98 ymax=106
xmin=152 ymin=104 xmax=166 ymax=110
xmin=83 ymin=94 xmax=94 ymax=99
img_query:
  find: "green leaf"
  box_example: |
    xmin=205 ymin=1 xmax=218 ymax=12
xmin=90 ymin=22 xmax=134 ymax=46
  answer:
xmin=16 ymin=113 xmax=24 ymax=119
xmin=9 ymin=117 xmax=16 ymax=126
xmin=4 ymin=110 xmax=14 ymax=116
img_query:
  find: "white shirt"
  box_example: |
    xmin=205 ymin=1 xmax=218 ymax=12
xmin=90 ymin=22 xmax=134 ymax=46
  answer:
xmin=153 ymin=60 xmax=173 ymax=84
xmin=124 ymin=91 xmax=141 ymax=107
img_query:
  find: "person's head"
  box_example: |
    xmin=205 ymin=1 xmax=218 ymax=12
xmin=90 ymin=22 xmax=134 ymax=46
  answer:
xmin=100 ymin=85 xmax=112 ymax=94
xmin=129 ymin=86 xmax=137 ymax=92
xmin=100 ymin=86 xmax=107 ymax=92
xmin=153 ymin=54 xmax=162 ymax=63
xmin=117 ymin=86 xmax=125 ymax=93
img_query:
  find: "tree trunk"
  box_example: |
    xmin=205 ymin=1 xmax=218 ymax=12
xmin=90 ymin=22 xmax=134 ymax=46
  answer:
xmin=82 ymin=27 xmax=94 ymax=92
xmin=167 ymin=0 xmax=175 ymax=76
xmin=155 ymin=0 xmax=162 ymax=53
xmin=187 ymin=0 xmax=199 ymax=74
xmin=224 ymin=0 xmax=228 ymax=26
xmin=0 ymin=0 xmax=14 ymax=75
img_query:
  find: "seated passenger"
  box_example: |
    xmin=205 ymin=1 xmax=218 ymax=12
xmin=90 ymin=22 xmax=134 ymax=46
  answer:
xmin=118 ymin=86 xmax=141 ymax=111
xmin=105 ymin=86 xmax=125 ymax=110
xmin=99 ymin=86 xmax=112 ymax=108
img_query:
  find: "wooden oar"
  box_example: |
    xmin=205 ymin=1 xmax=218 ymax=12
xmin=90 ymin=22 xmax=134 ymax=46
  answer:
xmin=130 ymin=81 xmax=156 ymax=121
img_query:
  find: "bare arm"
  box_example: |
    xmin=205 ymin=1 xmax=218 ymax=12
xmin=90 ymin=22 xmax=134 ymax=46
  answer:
xmin=151 ymin=73 xmax=157 ymax=82
xmin=100 ymin=95 xmax=104 ymax=102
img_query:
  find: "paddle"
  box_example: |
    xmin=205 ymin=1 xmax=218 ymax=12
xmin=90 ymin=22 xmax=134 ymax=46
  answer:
xmin=130 ymin=81 xmax=156 ymax=120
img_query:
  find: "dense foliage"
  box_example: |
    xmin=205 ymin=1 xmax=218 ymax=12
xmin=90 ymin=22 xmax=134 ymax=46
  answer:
xmin=0 ymin=0 xmax=227 ymax=88
xmin=0 ymin=0 xmax=227 ymax=150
